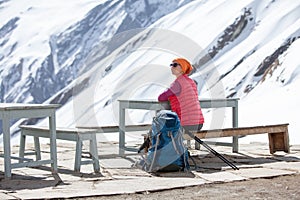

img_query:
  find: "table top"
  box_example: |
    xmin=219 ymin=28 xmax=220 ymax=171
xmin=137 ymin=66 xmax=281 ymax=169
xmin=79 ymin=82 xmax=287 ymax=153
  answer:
xmin=0 ymin=103 xmax=61 ymax=111
xmin=118 ymin=98 xmax=240 ymax=103
xmin=118 ymin=98 xmax=239 ymax=110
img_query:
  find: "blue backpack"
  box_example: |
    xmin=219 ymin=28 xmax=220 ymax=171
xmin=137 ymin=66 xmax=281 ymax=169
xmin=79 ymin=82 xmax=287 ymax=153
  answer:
xmin=143 ymin=110 xmax=190 ymax=172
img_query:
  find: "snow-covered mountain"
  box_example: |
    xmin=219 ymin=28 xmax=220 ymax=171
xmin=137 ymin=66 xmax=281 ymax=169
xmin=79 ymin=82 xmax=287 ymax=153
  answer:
xmin=0 ymin=0 xmax=193 ymax=133
xmin=0 ymin=0 xmax=192 ymax=104
xmin=1 ymin=0 xmax=300 ymax=145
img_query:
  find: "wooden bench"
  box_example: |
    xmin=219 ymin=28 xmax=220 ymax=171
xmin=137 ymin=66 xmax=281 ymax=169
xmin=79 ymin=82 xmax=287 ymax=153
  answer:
xmin=19 ymin=125 xmax=101 ymax=173
xmin=19 ymin=124 xmax=152 ymax=172
xmin=184 ymin=123 xmax=290 ymax=154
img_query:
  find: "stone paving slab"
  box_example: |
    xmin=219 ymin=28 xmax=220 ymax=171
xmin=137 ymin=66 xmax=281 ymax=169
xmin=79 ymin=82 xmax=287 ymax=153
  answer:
xmin=0 ymin=141 xmax=300 ymax=199
xmin=231 ymin=167 xmax=296 ymax=179
xmin=101 ymin=157 xmax=135 ymax=169
xmin=8 ymin=177 xmax=208 ymax=199
xmin=262 ymin=161 xmax=300 ymax=172
xmin=105 ymin=168 xmax=151 ymax=179
xmin=193 ymin=170 xmax=247 ymax=182
xmin=92 ymin=177 xmax=207 ymax=196
xmin=0 ymin=193 xmax=16 ymax=200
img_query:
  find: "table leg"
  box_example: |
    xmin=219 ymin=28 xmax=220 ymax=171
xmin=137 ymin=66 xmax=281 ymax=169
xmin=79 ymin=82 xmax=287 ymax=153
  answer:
xmin=232 ymin=103 xmax=239 ymax=153
xmin=90 ymin=134 xmax=100 ymax=173
xmin=119 ymin=105 xmax=126 ymax=156
xmin=49 ymin=112 xmax=58 ymax=173
xmin=74 ymin=138 xmax=82 ymax=172
xmin=19 ymin=132 xmax=26 ymax=163
xmin=2 ymin=117 xmax=12 ymax=178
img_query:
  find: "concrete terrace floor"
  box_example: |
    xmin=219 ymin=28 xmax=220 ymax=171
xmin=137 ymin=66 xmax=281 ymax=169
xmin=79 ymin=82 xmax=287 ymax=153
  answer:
xmin=1 ymin=132 xmax=300 ymax=199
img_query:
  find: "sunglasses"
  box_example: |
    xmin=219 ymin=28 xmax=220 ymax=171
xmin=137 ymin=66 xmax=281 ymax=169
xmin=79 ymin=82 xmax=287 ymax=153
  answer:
xmin=170 ymin=63 xmax=180 ymax=67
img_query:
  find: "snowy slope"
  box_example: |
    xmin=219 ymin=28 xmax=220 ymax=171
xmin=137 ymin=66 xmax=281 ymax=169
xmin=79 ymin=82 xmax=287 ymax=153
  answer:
xmin=1 ymin=0 xmax=300 ymax=146
xmin=0 ymin=0 xmax=102 ymax=96
xmin=0 ymin=0 xmax=193 ymax=133
xmin=0 ymin=0 xmax=192 ymax=104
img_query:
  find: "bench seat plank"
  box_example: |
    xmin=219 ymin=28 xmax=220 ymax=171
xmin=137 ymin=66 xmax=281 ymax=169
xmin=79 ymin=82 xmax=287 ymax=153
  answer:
xmin=184 ymin=123 xmax=289 ymax=154
xmin=77 ymin=124 xmax=152 ymax=132
xmin=189 ymin=124 xmax=289 ymax=138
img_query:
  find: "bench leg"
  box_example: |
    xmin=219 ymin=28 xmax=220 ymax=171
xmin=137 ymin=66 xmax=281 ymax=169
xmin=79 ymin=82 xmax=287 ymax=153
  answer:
xmin=268 ymin=131 xmax=290 ymax=154
xmin=195 ymin=141 xmax=200 ymax=150
xmin=233 ymin=136 xmax=239 ymax=153
xmin=19 ymin=133 xmax=41 ymax=162
xmin=19 ymin=133 xmax=26 ymax=163
xmin=74 ymin=138 xmax=83 ymax=172
xmin=90 ymin=134 xmax=100 ymax=173
xmin=187 ymin=140 xmax=191 ymax=148
xmin=34 ymin=136 xmax=41 ymax=160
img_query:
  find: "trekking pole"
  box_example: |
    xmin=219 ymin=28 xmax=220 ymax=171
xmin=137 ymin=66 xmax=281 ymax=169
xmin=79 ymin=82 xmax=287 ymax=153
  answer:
xmin=186 ymin=131 xmax=239 ymax=170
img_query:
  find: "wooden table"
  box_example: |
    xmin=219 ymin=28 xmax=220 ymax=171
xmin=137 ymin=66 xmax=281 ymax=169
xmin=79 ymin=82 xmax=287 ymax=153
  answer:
xmin=118 ymin=98 xmax=239 ymax=155
xmin=0 ymin=103 xmax=60 ymax=178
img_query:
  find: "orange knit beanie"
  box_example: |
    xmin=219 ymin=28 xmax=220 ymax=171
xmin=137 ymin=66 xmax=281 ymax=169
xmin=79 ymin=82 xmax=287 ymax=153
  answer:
xmin=172 ymin=58 xmax=193 ymax=75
